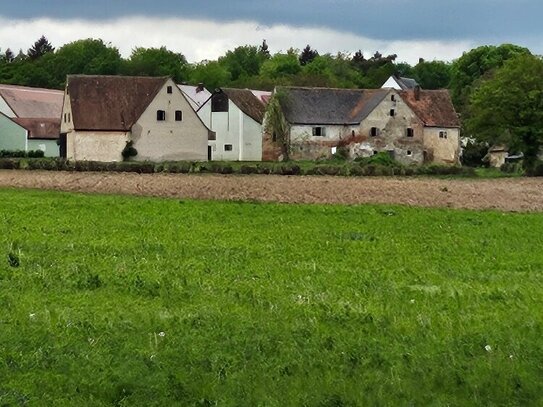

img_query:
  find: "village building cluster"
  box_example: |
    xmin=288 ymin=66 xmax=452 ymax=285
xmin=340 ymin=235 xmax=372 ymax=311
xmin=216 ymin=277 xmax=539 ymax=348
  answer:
xmin=0 ymin=74 xmax=466 ymax=165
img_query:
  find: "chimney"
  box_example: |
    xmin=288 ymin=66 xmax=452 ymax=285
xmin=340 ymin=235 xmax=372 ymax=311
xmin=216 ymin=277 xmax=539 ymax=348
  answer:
xmin=196 ymin=83 xmax=205 ymax=93
xmin=414 ymin=85 xmax=421 ymax=101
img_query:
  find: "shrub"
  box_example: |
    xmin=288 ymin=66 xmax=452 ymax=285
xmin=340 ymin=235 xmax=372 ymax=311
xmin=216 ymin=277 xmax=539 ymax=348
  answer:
xmin=501 ymin=162 xmax=524 ymax=174
xmin=526 ymin=160 xmax=543 ymax=177
xmin=461 ymin=140 xmax=489 ymax=167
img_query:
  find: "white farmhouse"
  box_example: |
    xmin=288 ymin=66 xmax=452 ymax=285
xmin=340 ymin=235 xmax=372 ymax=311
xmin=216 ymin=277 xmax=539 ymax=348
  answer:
xmin=60 ymin=75 xmax=212 ymax=162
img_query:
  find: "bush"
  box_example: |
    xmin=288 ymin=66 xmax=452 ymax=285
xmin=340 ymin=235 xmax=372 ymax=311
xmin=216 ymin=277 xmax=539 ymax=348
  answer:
xmin=461 ymin=140 xmax=488 ymax=167
xmin=526 ymin=161 xmax=543 ymax=177
xmin=501 ymin=162 xmax=524 ymax=174
xmin=0 ymin=150 xmax=44 ymax=158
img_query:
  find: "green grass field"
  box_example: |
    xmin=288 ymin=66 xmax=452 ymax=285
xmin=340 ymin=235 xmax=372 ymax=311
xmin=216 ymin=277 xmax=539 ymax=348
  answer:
xmin=1 ymin=189 xmax=543 ymax=406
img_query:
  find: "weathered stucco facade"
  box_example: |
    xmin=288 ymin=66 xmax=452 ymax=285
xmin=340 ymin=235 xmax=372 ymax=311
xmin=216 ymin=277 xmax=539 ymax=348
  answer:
xmin=61 ymin=76 xmax=209 ymax=162
xmin=265 ymin=86 xmax=461 ymax=165
xmin=353 ymin=90 xmax=425 ymax=165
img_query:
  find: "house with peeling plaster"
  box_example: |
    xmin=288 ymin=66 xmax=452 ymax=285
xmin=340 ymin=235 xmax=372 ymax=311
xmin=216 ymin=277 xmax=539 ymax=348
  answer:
xmin=60 ymin=75 xmax=212 ymax=162
xmin=0 ymin=84 xmax=63 ymax=156
xmin=197 ymin=88 xmax=271 ymax=161
xmin=264 ymin=86 xmax=460 ymax=165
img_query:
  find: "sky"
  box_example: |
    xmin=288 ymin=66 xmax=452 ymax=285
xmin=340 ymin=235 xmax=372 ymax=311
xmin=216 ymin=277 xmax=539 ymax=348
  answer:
xmin=0 ymin=0 xmax=540 ymax=64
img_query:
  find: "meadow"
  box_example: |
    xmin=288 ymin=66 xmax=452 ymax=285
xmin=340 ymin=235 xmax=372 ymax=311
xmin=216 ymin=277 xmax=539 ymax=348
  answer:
xmin=1 ymin=188 xmax=543 ymax=406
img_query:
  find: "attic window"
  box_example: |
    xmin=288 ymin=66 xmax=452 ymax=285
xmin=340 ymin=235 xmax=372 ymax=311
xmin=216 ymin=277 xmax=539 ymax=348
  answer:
xmin=390 ymin=109 xmax=395 ymax=117
xmin=406 ymin=128 xmax=414 ymax=138
xmin=212 ymin=92 xmax=229 ymax=112
xmin=167 ymin=86 xmax=173 ymax=94
xmin=157 ymin=110 xmax=166 ymax=121
xmin=370 ymin=127 xmax=379 ymax=137
xmin=407 ymin=150 xmax=412 ymax=156
xmin=373 ymin=150 xmax=378 ymax=155
xmin=439 ymin=131 xmax=448 ymax=139
xmin=391 ymin=95 xmax=396 ymax=102
xmin=63 ymin=113 xmax=67 ymax=123
xmin=313 ymin=127 xmax=326 ymax=137
xmin=175 ymin=110 xmax=183 ymax=121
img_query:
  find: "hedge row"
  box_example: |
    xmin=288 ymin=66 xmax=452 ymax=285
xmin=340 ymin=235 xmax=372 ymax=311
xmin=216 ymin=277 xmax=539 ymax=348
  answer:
xmin=0 ymin=158 xmax=482 ymax=177
xmin=0 ymin=150 xmax=45 ymax=158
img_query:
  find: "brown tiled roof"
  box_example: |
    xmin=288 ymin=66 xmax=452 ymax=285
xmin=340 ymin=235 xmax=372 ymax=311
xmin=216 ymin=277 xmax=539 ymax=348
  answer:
xmin=0 ymin=84 xmax=63 ymax=118
xmin=278 ymin=86 xmax=389 ymax=125
xmin=399 ymin=89 xmax=460 ymax=128
xmin=68 ymin=75 xmax=168 ymax=131
xmin=12 ymin=118 xmax=60 ymax=139
xmin=221 ymin=88 xmax=268 ymax=124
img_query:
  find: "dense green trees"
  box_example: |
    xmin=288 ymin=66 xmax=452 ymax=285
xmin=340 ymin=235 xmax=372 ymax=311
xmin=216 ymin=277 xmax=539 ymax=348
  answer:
xmin=449 ymin=44 xmax=531 ymax=114
xmin=466 ymin=54 xmax=543 ymax=167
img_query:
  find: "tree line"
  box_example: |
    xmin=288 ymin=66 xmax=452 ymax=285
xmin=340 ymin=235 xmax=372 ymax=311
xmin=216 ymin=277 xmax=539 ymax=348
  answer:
xmin=1 ymin=37 xmax=542 ymax=167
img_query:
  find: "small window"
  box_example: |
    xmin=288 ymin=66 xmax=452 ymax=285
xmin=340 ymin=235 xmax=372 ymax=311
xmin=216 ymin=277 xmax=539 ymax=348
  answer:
xmin=224 ymin=144 xmax=233 ymax=151
xmin=373 ymin=150 xmax=378 ymax=155
xmin=313 ymin=127 xmax=325 ymax=137
xmin=370 ymin=127 xmax=378 ymax=137
xmin=68 ymin=113 xmax=71 ymax=122
xmin=63 ymin=113 xmax=67 ymax=123
xmin=407 ymin=150 xmax=412 ymax=156
xmin=212 ymin=93 xmax=229 ymax=112
xmin=406 ymin=128 xmax=414 ymax=138
xmin=157 ymin=110 xmax=166 ymax=121
xmin=167 ymin=86 xmax=173 ymax=94
xmin=390 ymin=109 xmax=395 ymax=117
xmin=391 ymin=95 xmax=396 ymax=101
xmin=439 ymin=131 xmax=448 ymax=139
xmin=175 ymin=110 xmax=183 ymax=121
xmin=351 ymin=130 xmax=355 ymax=137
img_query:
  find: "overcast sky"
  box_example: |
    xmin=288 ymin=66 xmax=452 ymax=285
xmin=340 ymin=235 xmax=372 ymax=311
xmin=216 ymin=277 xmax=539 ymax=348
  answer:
xmin=0 ymin=0 xmax=540 ymax=64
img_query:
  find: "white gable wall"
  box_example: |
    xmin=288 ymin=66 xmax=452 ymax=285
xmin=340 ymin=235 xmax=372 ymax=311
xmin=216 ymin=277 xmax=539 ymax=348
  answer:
xmin=0 ymin=96 xmax=15 ymax=117
xmin=381 ymin=76 xmax=402 ymax=90
xmin=131 ymin=78 xmax=208 ymax=161
xmin=209 ymin=99 xmax=262 ymax=161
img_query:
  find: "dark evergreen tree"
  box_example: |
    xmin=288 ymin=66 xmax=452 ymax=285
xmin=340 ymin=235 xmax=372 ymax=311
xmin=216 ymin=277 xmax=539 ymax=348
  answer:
xmin=258 ymin=39 xmax=270 ymax=58
xmin=28 ymin=36 xmax=55 ymax=60
xmin=299 ymin=45 xmax=319 ymax=66
xmin=3 ymin=48 xmax=14 ymax=63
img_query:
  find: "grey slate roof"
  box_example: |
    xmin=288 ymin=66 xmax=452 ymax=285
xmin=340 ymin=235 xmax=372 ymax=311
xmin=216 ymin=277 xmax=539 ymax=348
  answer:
xmin=278 ymin=86 xmax=389 ymax=125
xmin=396 ymin=76 xmax=419 ymax=90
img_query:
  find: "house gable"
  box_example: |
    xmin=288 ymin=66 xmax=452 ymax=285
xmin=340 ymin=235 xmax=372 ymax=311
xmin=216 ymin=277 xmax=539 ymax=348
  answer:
xmin=130 ymin=78 xmax=208 ymax=161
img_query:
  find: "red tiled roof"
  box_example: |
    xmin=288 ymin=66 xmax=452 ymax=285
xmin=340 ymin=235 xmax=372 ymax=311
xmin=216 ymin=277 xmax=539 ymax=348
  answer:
xmin=67 ymin=75 xmax=168 ymax=131
xmin=399 ymin=89 xmax=460 ymax=128
xmin=12 ymin=117 xmax=60 ymax=139
xmin=0 ymin=84 xmax=63 ymax=118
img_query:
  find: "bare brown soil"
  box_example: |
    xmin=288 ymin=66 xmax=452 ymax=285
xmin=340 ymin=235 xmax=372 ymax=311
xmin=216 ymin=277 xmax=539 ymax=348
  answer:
xmin=1 ymin=170 xmax=542 ymax=212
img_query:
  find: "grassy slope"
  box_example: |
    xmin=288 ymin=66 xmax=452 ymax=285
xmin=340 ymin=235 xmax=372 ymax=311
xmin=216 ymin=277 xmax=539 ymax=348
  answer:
xmin=1 ymin=189 xmax=542 ymax=406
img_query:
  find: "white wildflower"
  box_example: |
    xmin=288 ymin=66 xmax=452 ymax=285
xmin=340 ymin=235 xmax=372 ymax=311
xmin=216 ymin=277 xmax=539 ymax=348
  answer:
xmin=410 ymin=299 xmax=415 ymax=304
xmin=29 ymin=313 xmax=36 ymax=319
xmin=509 ymin=354 xmax=514 ymax=359
xmin=484 ymin=345 xmax=492 ymax=352
xmin=158 ymin=331 xmax=166 ymax=337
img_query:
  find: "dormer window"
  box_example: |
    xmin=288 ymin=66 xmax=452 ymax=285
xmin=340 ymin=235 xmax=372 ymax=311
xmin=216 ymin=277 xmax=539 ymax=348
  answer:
xmin=391 ymin=95 xmax=395 ymax=101
xmin=157 ymin=110 xmax=166 ymax=121
xmin=167 ymin=86 xmax=173 ymax=94
xmin=175 ymin=110 xmax=183 ymax=121
xmin=370 ymin=127 xmax=379 ymax=137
